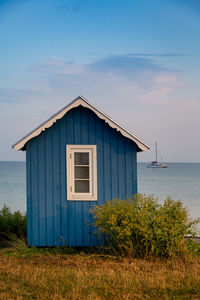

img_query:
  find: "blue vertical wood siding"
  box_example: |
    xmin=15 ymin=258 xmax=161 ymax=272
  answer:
xmin=26 ymin=106 xmax=138 ymax=246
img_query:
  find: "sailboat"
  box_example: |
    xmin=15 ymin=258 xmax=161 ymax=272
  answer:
xmin=147 ymin=141 xmax=168 ymax=168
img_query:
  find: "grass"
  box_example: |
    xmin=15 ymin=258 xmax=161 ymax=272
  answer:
xmin=0 ymin=202 xmax=200 ymax=299
xmin=0 ymin=243 xmax=200 ymax=299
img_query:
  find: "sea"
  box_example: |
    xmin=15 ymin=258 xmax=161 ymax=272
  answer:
xmin=0 ymin=161 xmax=199 ymax=220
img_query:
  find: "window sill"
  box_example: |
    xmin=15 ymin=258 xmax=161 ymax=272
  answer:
xmin=67 ymin=195 xmax=97 ymax=201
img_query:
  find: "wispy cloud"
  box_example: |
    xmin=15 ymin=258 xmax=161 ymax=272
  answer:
xmin=28 ymin=54 xmax=184 ymax=112
xmin=127 ymin=53 xmax=186 ymax=57
xmin=87 ymin=55 xmax=168 ymax=76
xmin=30 ymin=55 xmax=181 ymax=100
xmin=6 ymin=54 xmax=196 ymax=117
xmin=31 ymin=58 xmax=84 ymax=75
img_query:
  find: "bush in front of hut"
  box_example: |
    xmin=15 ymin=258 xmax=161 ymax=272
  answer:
xmin=91 ymin=194 xmax=200 ymax=257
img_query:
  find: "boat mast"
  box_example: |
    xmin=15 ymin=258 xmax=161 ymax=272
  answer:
xmin=155 ymin=141 xmax=157 ymax=162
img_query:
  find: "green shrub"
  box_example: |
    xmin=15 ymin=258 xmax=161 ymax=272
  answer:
xmin=91 ymin=194 xmax=200 ymax=257
xmin=0 ymin=204 xmax=27 ymax=245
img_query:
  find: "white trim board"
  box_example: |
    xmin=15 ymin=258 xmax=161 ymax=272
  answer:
xmin=12 ymin=95 xmax=150 ymax=152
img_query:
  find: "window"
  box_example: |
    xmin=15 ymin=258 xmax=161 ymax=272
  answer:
xmin=66 ymin=145 xmax=97 ymax=201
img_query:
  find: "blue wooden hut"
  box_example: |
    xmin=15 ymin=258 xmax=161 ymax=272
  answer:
xmin=13 ymin=96 xmax=149 ymax=246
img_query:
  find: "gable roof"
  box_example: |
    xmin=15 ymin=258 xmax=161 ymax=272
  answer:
xmin=12 ymin=95 xmax=150 ymax=152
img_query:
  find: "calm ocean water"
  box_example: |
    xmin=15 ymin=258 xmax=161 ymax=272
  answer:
xmin=138 ymin=163 xmax=200 ymax=219
xmin=0 ymin=161 xmax=199 ymax=219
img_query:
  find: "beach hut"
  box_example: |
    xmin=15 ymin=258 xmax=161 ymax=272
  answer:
xmin=13 ymin=96 xmax=149 ymax=246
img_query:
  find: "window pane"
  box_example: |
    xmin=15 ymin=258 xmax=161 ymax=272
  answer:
xmin=75 ymin=180 xmax=89 ymax=193
xmin=75 ymin=166 xmax=89 ymax=179
xmin=74 ymin=152 xmax=89 ymax=165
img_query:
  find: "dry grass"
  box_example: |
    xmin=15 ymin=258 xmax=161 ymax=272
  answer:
xmin=0 ymin=249 xmax=200 ymax=299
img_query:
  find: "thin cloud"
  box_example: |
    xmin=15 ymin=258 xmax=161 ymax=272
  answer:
xmin=87 ymin=55 xmax=168 ymax=77
xmin=127 ymin=53 xmax=187 ymax=57
xmin=28 ymin=55 xmax=183 ymax=110
xmin=30 ymin=55 xmax=181 ymax=97
xmin=31 ymin=58 xmax=83 ymax=75
xmin=32 ymin=55 xmax=177 ymax=78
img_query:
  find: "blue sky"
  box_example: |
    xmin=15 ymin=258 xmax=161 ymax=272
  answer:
xmin=0 ymin=0 xmax=200 ymax=161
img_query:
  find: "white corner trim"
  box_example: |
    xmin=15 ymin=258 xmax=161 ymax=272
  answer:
xmin=12 ymin=96 xmax=150 ymax=152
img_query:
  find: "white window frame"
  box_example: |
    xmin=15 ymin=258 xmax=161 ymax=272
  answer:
xmin=66 ymin=145 xmax=97 ymax=201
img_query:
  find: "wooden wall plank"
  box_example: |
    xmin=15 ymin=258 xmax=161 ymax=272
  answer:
xmin=30 ymin=139 xmax=39 ymax=245
xmin=95 ymin=117 xmax=105 ymax=245
xmin=103 ymin=124 xmax=111 ymax=203
xmin=125 ymin=141 xmax=133 ymax=199
xmin=81 ymin=108 xmax=91 ymax=246
xmin=38 ymin=133 xmax=46 ymax=246
xmin=66 ymin=110 xmax=75 ymax=246
xmin=110 ymin=130 xmax=118 ymax=200
xmin=45 ymin=128 xmax=54 ymax=245
xmin=52 ymin=122 xmax=61 ymax=246
xmin=88 ymin=110 xmax=97 ymax=246
xmin=118 ymin=135 xmax=126 ymax=200
xmin=73 ymin=107 xmax=83 ymax=246
xmin=95 ymin=117 xmax=104 ymax=206
xmin=60 ymin=117 xmax=68 ymax=246
xmin=132 ymin=144 xmax=137 ymax=195
xmin=26 ymin=142 xmax=32 ymax=245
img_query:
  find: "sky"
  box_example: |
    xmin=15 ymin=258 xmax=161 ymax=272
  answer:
xmin=0 ymin=0 xmax=200 ymax=162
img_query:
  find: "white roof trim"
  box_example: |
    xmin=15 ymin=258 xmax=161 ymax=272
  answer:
xmin=12 ymin=96 xmax=150 ymax=152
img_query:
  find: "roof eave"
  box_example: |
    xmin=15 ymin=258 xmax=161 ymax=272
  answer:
xmin=12 ymin=96 xmax=150 ymax=152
